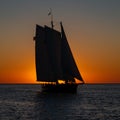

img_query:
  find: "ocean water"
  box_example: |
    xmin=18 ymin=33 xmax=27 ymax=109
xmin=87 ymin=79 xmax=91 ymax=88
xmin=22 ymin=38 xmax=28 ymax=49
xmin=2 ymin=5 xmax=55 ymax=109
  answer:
xmin=0 ymin=84 xmax=120 ymax=120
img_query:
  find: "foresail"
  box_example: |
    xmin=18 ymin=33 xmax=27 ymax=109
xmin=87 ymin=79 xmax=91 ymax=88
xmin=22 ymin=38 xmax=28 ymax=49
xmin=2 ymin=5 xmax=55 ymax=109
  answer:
xmin=60 ymin=23 xmax=83 ymax=82
xmin=34 ymin=25 xmax=55 ymax=82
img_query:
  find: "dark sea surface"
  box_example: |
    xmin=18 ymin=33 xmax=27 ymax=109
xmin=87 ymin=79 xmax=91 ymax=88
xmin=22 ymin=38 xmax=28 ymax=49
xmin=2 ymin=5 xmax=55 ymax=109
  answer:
xmin=0 ymin=84 xmax=120 ymax=120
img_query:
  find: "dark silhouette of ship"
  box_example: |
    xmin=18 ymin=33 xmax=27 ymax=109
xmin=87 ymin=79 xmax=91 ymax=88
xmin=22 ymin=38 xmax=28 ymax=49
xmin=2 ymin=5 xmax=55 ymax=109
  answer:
xmin=33 ymin=14 xmax=84 ymax=93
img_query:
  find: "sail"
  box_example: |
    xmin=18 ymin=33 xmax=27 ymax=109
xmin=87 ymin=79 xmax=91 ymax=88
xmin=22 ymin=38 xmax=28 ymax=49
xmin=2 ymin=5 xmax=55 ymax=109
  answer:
xmin=44 ymin=26 xmax=63 ymax=80
xmin=34 ymin=25 xmax=63 ymax=82
xmin=34 ymin=23 xmax=83 ymax=83
xmin=60 ymin=22 xmax=83 ymax=82
xmin=34 ymin=25 xmax=55 ymax=82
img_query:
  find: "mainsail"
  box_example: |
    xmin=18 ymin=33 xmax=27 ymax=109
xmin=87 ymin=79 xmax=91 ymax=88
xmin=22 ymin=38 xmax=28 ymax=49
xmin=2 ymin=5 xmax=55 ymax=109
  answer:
xmin=34 ymin=25 xmax=63 ymax=82
xmin=34 ymin=23 xmax=83 ymax=83
xmin=44 ymin=26 xmax=63 ymax=80
xmin=35 ymin=25 xmax=54 ymax=82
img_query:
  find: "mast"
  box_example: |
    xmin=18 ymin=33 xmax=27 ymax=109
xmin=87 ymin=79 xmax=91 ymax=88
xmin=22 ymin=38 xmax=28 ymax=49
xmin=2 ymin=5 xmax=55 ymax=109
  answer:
xmin=48 ymin=8 xmax=54 ymax=29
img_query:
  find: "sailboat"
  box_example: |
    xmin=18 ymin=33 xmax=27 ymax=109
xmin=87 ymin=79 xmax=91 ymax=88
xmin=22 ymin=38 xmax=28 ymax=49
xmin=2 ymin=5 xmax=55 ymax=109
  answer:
xmin=33 ymin=15 xmax=84 ymax=93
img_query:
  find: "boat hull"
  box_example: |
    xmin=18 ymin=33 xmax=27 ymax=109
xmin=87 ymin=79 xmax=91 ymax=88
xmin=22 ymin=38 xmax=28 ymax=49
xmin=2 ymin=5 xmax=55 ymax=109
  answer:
xmin=41 ymin=84 xmax=78 ymax=93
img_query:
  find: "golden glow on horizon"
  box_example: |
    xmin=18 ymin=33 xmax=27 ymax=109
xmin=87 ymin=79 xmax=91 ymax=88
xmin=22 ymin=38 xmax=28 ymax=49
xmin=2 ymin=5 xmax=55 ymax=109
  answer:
xmin=37 ymin=81 xmax=56 ymax=85
xmin=35 ymin=79 xmax=82 ymax=84
xmin=0 ymin=69 xmax=36 ymax=83
xmin=0 ymin=52 xmax=120 ymax=83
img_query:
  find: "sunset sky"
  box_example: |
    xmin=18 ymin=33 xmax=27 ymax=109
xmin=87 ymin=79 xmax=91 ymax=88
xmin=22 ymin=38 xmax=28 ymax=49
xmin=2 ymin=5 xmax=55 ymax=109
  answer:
xmin=0 ymin=0 xmax=120 ymax=83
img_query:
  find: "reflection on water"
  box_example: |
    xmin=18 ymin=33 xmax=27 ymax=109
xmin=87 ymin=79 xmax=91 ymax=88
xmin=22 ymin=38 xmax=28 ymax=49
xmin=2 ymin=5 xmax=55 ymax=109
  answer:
xmin=34 ymin=92 xmax=79 ymax=120
xmin=0 ymin=84 xmax=120 ymax=120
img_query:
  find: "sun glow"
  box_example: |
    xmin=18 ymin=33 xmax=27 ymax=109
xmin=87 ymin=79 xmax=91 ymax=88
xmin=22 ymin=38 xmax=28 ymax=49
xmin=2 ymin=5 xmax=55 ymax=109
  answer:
xmin=58 ymin=80 xmax=65 ymax=84
xmin=25 ymin=69 xmax=36 ymax=83
xmin=36 ymin=80 xmax=81 ymax=85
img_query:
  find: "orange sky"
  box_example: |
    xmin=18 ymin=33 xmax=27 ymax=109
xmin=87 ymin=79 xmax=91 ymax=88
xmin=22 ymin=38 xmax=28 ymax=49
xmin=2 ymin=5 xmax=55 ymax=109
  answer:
xmin=0 ymin=1 xmax=120 ymax=83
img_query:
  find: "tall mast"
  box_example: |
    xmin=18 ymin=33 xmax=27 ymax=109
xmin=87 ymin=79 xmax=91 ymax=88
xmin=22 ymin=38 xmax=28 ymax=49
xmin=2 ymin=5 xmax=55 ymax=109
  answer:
xmin=48 ymin=8 xmax=54 ymax=29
